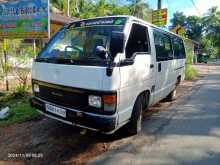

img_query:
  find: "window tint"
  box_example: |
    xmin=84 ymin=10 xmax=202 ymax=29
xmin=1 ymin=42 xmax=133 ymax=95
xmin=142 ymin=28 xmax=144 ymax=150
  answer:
xmin=173 ymin=37 xmax=186 ymax=59
xmin=154 ymin=30 xmax=173 ymax=61
xmin=125 ymin=24 xmax=150 ymax=58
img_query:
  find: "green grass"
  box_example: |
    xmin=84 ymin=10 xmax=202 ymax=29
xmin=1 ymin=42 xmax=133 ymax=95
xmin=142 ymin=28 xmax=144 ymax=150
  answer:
xmin=0 ymin=94 xmax=41 ymax=127
xmin=185 ymin=64 xmax=198 ymax=80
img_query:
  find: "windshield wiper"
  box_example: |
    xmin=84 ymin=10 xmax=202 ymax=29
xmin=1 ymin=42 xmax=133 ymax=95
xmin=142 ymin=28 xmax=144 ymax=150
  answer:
xmin=35 ymin=58 xmax=66 ymax=63
xmin=35 ymin=58 xmax=50 ymax=62
xmin=35 ymin=56 xmax=103 ymax=65
xmin=86 ymin=56 xmax=100 ymax=60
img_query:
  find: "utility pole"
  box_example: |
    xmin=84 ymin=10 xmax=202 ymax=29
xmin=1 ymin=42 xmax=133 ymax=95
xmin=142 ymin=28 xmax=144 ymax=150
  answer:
xmin=3 ymin=51 xmax=9 ymax=91
xmin=67 ymin=0 xmax=70 ymax=17
xmin=33 ymin=39 xmax=36 ymax=57
xmin=3 ymin=39 xmax=9 ymax=91
xmin=158 ymin=0 xmax=162 ymax=9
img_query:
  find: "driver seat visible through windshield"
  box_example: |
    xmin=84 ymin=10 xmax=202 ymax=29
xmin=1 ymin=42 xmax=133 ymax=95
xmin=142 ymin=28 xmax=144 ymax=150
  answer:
xmin=92 ymin=39 xmax=104 ymax=56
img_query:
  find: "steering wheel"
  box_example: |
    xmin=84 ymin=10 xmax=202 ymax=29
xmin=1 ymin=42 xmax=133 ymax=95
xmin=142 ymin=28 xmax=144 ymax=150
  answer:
xmin=64 ymin=45 xmax=83 ymax=58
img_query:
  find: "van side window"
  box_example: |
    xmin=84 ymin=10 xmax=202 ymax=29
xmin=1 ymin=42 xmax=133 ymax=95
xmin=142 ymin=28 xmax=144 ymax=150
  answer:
xmin=154 ymin=30 xmax=173 ymax=61
xmin=125 ymin=24 xmax=150 ymax=58
xmin=173 ymin=38 xmax=186 ymax=59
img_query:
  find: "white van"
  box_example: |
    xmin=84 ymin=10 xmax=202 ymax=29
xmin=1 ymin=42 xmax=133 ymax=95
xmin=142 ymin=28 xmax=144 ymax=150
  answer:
xmin=30 ymin=16 xmax=185 ymax=134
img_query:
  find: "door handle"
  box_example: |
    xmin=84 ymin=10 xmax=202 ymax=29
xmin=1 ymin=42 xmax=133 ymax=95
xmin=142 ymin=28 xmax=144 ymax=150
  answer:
xmin=158 ymin=63 xmax=161 ymax=72
xmin=150 ymin=64 xmax=154 ymax=69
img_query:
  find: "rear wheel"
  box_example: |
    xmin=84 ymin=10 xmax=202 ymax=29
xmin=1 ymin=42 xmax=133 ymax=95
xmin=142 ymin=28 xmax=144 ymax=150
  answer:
xmin=127 ymin=96 xmax=143 ymax=135
xmin=166 ymin=87 xmax=177 ymax=101
xmin=166 ymin=77 xmax=181 ymax=101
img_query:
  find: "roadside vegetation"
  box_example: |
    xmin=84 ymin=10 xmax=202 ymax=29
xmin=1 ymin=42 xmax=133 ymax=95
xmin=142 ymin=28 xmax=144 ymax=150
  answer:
xmin=50 ymin=0 xmax=152 ymax=22
xmin=170 ymin=7 xmax=220 ymax=80
xmin=0 ymin=92 xmax=40 ymax=127
xmin=0 ymin=41 xmax=40 ymax=127
xmin=171 ymin=7 xmax=220 ymax=60
xmin=185 ymin=45 xmax=198 ymax=80
xmin=185 ymin=64 xmax=198 ymax=80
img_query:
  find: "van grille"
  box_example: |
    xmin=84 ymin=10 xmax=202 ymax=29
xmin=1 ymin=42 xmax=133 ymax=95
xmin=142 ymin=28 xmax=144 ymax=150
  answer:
xmin=32 ymin=79 xmax=117 ymax=115
xmin=36 ymin=84 xmax=88 ymax=110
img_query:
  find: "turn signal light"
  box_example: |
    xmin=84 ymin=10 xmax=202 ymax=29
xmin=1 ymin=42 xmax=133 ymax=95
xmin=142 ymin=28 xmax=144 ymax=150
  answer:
xmin=102 ymin=95 xmax=117 ymax=112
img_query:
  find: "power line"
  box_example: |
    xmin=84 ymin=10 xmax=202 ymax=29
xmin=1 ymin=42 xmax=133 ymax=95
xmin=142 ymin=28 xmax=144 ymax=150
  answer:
xmin=190 ymin=0 xmax=201 ymax=16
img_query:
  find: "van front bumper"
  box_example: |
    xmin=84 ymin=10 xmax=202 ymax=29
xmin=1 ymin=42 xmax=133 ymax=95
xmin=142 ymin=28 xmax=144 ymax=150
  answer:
xmin=30 ymin=97 xmax=117 ymax=133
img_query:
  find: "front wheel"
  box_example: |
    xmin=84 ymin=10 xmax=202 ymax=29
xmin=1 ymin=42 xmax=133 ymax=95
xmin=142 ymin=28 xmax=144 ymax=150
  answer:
xmin=127 ymin=96 xmax=143 ymax=135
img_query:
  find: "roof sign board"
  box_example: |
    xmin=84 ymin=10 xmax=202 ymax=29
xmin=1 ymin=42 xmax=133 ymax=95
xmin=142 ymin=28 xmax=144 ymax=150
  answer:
xmin=0 ymin=0 xmax=49 ymax=39
xmin=69 ymin=17 xmax=128 ymax=29
xmin=152 ymin=8 xmax=167 ymax=26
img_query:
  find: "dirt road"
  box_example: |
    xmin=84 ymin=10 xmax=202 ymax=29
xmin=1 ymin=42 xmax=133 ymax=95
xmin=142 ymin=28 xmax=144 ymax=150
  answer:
xmin=0 ymin=64 xmax=216 ymax=165
xmin=88 ymin=63 xmax=220 ymax=165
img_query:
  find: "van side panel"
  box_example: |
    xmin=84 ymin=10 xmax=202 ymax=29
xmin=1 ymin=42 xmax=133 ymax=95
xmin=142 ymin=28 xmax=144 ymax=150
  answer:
xmin=117 ymin=54 xmax=154 ymax=125
xmin=152 ymin=29 xmax=186 ymax=104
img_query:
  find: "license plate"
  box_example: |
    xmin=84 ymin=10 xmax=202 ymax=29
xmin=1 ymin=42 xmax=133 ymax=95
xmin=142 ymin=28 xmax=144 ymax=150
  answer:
xmin=45 ymin=104 xmax=66 ymax=118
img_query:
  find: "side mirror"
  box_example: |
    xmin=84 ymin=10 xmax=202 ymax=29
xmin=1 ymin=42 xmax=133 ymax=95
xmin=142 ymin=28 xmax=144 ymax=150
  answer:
xmin=110 ymin=31 xmax=124 ymax=57
xmin=95 ymin=46 xmax=108 ymax=59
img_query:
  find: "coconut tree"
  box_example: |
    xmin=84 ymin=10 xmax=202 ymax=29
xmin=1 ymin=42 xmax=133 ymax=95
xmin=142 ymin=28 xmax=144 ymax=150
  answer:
xmin=202 ymin=7 xmax=220 ymax=58
xmin=50 ymin=0 xmax=68 ymax=15
xmin=127 ymin=0 xmax=151 ymax=20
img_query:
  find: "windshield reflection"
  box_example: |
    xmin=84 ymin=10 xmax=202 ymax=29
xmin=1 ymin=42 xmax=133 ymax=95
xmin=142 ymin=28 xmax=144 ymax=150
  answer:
xmin=37 ymin=26 xmax=124 ymax=62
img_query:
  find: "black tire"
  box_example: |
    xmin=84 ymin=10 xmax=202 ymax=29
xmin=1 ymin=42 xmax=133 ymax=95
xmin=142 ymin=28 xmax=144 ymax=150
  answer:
xmin=166 ymin=87 xmax=177 ymax=101
xmin=127 ymin=96 xmax=143 ymax=135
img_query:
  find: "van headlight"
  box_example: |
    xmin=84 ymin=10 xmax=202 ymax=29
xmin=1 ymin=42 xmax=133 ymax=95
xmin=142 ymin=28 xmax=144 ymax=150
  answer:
xmin=88 ymin=95 xmax=102 ymax=108
xmin=33 ymin=84 xmax=40 ymax=93
xmin=88 ymin=94 xmax=117 ymax=112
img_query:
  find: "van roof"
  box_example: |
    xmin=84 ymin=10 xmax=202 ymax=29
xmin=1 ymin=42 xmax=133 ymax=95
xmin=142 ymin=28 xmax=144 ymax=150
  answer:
xmin=68 ymin=15 xmax=182 ymax=38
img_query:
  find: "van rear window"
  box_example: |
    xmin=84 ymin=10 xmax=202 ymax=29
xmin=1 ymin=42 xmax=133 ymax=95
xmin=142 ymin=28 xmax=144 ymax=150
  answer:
xmin=173 ymin=38 xmax=186 ymax=59
xmin=153 ymin=30 xmax=173 ymax=61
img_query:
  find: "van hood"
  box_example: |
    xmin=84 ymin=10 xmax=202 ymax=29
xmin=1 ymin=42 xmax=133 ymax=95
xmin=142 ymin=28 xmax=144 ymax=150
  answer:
xmin=32 ymin=62 xmax=106 ymax=90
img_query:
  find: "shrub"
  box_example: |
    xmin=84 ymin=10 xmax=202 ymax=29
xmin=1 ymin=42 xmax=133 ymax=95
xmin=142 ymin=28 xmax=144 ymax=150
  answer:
xmin=184 ymin=41 xmax=198 ymax=80
xmin=13 ymin=85 xmax=30 ymax=98
xmin=185 ymin=64 xmax=198 ymax=80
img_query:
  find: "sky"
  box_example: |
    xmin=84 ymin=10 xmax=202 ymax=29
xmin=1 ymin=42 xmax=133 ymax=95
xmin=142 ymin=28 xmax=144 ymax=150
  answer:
xmin=147 ymin=0 xmax=220 ymax=23
xmin=121 ymin=0 xmax=220 ymax=25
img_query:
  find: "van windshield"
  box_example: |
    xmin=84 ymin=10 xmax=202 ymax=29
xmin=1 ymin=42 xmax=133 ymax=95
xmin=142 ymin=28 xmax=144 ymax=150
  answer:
xmin=37 ymin=25 xmax=124 ymax=64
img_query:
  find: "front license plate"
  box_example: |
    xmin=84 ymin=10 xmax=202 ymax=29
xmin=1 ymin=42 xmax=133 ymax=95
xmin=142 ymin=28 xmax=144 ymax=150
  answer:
xmin=45 ymin=104 xmax=66 ymax=118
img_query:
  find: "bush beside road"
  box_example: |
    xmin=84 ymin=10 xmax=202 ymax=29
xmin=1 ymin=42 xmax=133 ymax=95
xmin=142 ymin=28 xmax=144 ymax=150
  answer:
xmin=185 ymin=64 xmax=198 ymax=80
xmin=0 ymin=93 xmax=40 ymax=127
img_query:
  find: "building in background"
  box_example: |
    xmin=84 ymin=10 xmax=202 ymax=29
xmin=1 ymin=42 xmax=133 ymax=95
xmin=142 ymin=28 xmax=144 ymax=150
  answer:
xmin=184 ymin=38 xmax=200 ymax=64
xmin=50 ymin=13 xmax=76 ymax=37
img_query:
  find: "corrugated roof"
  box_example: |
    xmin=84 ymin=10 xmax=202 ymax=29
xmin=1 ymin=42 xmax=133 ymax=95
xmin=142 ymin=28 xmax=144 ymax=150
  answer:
xmin=50 ymin=13 xmax=77 ymax=24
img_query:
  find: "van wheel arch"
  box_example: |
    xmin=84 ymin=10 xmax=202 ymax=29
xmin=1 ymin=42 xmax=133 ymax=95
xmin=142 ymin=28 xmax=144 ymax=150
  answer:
xmin=134 ymin=90 xmax=151 ymax=109
xmin=142 ymin=90 xmax=150 ymax=109
xmin=126 ymin=90 xmax=150 ymax=135
xmin=166 ymin=76 xmax=181 ymax=101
